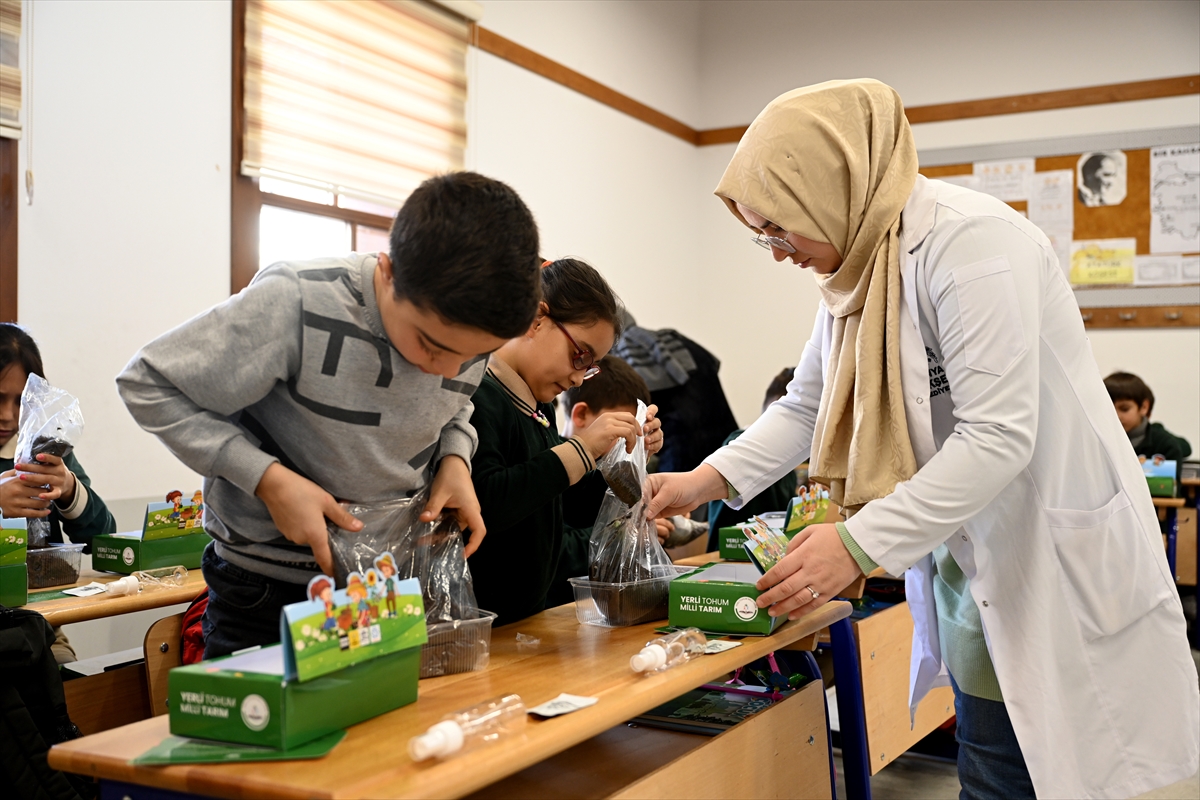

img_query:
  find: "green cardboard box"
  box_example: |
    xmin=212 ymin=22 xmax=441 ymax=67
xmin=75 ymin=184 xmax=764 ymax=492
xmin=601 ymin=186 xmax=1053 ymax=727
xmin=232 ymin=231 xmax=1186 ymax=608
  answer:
xmin=669 ymin=562 xmax=784 ymax=636
xmin=169 ymin=643 xmax=420 ymax=750
xmin=0 ymin=517 xmax=29 ymax=566
xmin=91 ymin=530 xmax=211 ymax=573
xmin=1142 ymin=459 xmax=1177 ymax=498
xmin=0 ymin=563 xmax=28 ymax=607
xmin=717 ymin=526 xmax=753 ymax=561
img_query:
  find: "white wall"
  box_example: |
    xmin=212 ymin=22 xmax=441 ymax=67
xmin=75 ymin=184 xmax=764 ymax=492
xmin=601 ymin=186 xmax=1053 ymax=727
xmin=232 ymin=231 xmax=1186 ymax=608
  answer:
xmin=694 ymin=0 xmax=1200 ymax=430
xmin=18 ymin=0 xmax=228 ymax=502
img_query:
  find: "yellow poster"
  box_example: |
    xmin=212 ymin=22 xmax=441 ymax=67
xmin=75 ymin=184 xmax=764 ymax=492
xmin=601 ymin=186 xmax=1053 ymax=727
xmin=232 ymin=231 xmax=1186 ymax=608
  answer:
xmin=1069 ymin=238 xmax=1136 ymax=285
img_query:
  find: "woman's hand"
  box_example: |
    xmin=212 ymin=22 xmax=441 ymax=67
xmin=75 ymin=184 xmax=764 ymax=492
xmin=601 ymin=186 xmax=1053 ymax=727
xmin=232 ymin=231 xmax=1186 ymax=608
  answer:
xmin=421 ymin=455 xmax=487 ymax=557
xmin=753 ymin=523 xmax=864 ymax=620
xmin=255 ymin=462 xmax=363 ymax=575
xmin=642 ymin=464 xmax=728 ymax=519
xmin=575 ymin=411 xmax=641 ymax=461
xmin=15 ymin=454 xmax=76 ymax=505
xmin=643 ymin=404 xmax=663 ymax=457
xmin=0 ymin=468 xmax=52 ymax=518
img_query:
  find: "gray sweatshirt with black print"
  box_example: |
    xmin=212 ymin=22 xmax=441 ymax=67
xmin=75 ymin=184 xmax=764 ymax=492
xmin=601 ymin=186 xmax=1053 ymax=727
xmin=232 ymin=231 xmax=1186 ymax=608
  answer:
xmin=117 ymin=254 xmax=483 ymax=583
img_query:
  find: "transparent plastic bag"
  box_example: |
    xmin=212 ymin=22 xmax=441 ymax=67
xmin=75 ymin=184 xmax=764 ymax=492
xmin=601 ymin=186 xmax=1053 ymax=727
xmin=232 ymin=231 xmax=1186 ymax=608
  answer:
xmin=14 ymin=374 xmax=85 ymax=547
xmin=587 ymin=400 xmax=674 ymax=625
xmin=596 ymin=400 xmax=648 ymax=506
xmin=327 ymin=487 xmax=478 ymax=625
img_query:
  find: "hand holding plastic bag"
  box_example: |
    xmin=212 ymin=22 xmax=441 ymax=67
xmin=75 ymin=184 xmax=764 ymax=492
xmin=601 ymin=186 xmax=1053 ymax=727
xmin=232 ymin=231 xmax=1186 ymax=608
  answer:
xmin=14 ymin=374 xmax=84 ymax=546
xmin=596 ymin=400 xmax=648 ymax=506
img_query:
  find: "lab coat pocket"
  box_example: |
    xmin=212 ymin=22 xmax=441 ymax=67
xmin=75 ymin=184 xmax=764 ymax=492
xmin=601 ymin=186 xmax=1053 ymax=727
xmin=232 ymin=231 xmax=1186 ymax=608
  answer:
xmin=1045 ymin=492 xmax=1174 ymax=642
xmin=952 ymin=257 xmax=1027 ymax=376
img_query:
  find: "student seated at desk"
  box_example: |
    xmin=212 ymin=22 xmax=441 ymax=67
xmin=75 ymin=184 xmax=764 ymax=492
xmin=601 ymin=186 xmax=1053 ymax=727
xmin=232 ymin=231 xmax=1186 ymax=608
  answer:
xmin=469 ymin=260 xmax=663 ymax=626
xmin=0 ymin=323 xmax=117 ymax=664
xmin=118 ymin=172 xmax=543 ymax=658
xmin=1104 ymin=371 xmax=1192 ymax=464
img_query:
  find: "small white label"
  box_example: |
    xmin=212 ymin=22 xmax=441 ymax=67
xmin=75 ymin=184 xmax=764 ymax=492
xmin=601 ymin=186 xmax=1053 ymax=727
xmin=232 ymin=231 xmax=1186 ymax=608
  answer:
xmin=734 ymin=597 xmax=759 ymax=621
xmin=122 ymin=547 xmax=135 ymax=566
xmin=704 ymin=640 xmax=743 ymax=654
xmin=240 ymin=694 xmax=270 ymax=731
xmin=62 ymin=582 xmax=107 ymax=597
xmin=528 ymin=693 xmax=598 ymax=718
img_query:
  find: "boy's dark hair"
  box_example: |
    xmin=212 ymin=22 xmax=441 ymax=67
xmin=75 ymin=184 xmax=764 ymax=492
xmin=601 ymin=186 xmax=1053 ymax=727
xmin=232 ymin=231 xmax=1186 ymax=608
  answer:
xmin=763 ymin=367 xmax=794 ymax=409
xmin=540 ymin=258 xmax=622 ymax=338
xmin=388 ymin=172 xmax=541 ymax=339
xmin=0 ymin=323 xmax=46 ymax=382
xmin=564 ymin=355 xmax=650 ymax=413
xmin=1104 ymin=371 xmax=1154 ymax=415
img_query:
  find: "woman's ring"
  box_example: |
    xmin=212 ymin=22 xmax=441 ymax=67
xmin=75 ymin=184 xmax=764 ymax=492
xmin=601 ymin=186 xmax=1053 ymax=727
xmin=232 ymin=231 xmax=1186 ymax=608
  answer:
xmin=806 ymin=585 xmax=819 ymax=601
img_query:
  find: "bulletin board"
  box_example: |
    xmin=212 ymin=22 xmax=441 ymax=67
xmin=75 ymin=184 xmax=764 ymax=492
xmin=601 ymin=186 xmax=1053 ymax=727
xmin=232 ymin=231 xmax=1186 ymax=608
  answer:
xmin=919 ymin=145 xmax=1199 ymax=329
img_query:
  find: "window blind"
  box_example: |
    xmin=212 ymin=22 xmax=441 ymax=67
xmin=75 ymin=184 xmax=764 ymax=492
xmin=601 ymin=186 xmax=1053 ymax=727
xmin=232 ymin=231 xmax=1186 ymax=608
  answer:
xmin=0 ymin=0 xmax=20 ymax=140
xmin=243 ymin=0 xmax=469 ymax=207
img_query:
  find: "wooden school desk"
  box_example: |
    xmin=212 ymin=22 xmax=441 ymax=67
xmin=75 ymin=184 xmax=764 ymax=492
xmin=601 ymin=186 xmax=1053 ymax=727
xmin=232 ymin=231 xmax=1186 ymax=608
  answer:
xmin=50 ymin=601 xmax=851 ymax=800
xmin=26 ymin=565 xmax=207 ymax=627
xmin=28 ymin=567 xmax=207 ymax=736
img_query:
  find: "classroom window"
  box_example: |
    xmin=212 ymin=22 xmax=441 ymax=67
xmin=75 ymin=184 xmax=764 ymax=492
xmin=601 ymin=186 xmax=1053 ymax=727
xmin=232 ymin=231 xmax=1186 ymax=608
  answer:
xmin=230 ymin=0 xmax=472 ymax=293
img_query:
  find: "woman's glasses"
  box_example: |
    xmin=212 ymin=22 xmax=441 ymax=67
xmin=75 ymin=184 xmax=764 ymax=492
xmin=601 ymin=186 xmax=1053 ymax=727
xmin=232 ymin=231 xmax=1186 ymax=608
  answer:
xmin=551 ymin=319 xmax=601 ymax=380
xmin=751 ymin=231 xmax=796 ymax=254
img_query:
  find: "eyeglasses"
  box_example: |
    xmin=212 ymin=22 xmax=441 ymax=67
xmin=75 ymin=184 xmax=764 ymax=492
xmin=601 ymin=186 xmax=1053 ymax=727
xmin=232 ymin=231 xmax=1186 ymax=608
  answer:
xmin=550 ymin=318 xmax=601 ymax=380
xmin=751 ymin=231 xmax=796 ymax=254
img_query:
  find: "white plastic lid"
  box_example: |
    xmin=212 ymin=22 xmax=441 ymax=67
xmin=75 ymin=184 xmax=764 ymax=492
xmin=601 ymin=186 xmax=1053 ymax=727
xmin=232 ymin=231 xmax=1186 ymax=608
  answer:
xmin=105 ymin=576 xmax=140 ymax=596
xmin=630 ymin=643 xmax=667 ymax=673
xmin=408 ymin=720 xmax=465 ymax=761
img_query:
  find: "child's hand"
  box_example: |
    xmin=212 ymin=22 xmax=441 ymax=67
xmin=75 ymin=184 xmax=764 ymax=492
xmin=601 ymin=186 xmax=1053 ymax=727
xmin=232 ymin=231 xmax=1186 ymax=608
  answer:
xmin=576 ymin=411 xmax=641 ymax=461
xmin=0 ymin=469 xmax=52 ymax=518
xmin=255 ymin=462 xmax=362 ymax=575
xmin=643 ymin=404 xmax=664 ymax=457
xmin=15 ymin=454 xmax=77 ymax=506
xmin=422 ymin=455 xmax=487 ymax=557
xmin=654 ymin=516 xmax=674 ymax=545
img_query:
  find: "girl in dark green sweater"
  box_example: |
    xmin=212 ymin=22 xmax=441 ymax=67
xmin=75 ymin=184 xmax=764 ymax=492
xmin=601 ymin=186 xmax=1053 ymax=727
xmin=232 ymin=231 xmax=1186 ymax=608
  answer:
xmin=0 ymin=324 xmax=116 ymax=549
xmin=469 ymin=259 xmax=662 ymax=625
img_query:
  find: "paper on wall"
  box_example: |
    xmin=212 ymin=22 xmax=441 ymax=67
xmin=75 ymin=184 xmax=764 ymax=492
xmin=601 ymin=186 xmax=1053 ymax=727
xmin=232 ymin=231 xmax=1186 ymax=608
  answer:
xmin=1028 ymin=170 xmax=1075 ymax=274
xmin=973 ymin=158 xmax=1035 ymax=202
xmin=1149 ymin=143 xmax=1200 ymax=254
xmin=1182 ymin=255 xmax=1200 ymax=283
xmin=1134 ymin=254 xmax=1183 ymax=286
xmin=1070 ymin=239 xmax=1136 ymax=285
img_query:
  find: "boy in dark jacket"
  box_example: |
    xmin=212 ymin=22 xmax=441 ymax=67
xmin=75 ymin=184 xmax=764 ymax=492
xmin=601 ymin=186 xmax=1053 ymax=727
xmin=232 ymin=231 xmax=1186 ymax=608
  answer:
xmin=1104 ymin=372 xmax=1192 ymax=463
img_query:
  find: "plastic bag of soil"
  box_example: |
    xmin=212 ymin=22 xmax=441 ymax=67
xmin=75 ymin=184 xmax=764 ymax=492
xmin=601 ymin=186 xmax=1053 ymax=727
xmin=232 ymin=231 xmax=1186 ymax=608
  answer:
xmin=326 ymin=487 xmax=478 ymax=625
xmin=596 ymin=400 xmax=648 ymax=506
xmin=13 ymin=374 xmax=85 ymax=548
xmin=587 ymin=402 xmax=674 ymax=624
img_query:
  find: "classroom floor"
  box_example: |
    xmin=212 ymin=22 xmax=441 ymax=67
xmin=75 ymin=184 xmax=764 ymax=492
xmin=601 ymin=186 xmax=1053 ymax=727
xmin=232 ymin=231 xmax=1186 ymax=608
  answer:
xmin=830 ymin=648 xmax=1200 ymax=800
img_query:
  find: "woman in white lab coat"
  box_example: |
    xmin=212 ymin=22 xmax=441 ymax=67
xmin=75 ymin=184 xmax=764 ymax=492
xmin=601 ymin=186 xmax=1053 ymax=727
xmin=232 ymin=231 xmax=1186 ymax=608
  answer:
xmin=644 ymin=80 xmax=1198 ymax=799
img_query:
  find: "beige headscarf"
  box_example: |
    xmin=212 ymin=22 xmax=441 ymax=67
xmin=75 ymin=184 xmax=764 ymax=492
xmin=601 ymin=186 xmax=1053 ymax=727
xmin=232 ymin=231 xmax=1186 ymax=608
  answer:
xmin=715 ymin=79 xmax=918 ymax=513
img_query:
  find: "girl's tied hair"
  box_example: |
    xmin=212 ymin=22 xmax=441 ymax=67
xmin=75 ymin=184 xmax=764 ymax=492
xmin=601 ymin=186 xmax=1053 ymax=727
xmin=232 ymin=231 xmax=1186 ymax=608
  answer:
xmin=0 ymin=323 xmax=46 ymax=381
xmin=539 ymin=258 xmax=623 ymax=338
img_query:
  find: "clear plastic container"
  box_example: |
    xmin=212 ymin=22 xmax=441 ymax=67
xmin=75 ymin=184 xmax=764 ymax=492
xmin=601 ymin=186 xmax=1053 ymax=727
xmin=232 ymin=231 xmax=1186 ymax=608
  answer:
xmin=420 ymin=609 xmax=497 ymax=678
xmin=104 ymin=565 xmax=189 ymax=596
xmin=630 ymin=627 xmax=707 ymax=673
xmin=568 ymin=566 xmax=690 ymax=628
xmin=408 ymin=694 xmax=526 ymax=761
xmin=26 ymin=543 xmax=85 ymax=589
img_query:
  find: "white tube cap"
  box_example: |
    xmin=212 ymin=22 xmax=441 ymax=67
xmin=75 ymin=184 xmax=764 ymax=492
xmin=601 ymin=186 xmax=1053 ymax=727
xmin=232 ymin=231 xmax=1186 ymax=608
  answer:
xmin=408 ymin=720 xmax=465 ymax=761
xmin=105 ymin=576 xmax=140 ymax=596
xmin=630 ymin=643 xmax=667 ymax=673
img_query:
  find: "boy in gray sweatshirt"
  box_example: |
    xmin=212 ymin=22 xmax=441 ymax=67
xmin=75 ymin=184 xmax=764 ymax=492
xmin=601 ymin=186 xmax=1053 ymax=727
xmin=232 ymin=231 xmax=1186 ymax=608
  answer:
xmin=118 ymin=172 xmax=541 ymax=657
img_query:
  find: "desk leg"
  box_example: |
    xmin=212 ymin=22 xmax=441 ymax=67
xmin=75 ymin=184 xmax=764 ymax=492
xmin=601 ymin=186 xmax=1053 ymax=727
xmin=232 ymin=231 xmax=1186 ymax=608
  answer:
xmin=1167 ymin=507 xmax=1178 ymax=581
xmin=830 ymin=617 xmax=872 ymax=800
xmin=795 ymin=649 xmax=838 ymax=798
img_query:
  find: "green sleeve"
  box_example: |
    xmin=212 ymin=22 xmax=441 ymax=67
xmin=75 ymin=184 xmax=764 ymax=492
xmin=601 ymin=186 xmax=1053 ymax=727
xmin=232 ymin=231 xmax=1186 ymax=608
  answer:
xmin=54 ymin=453 xmax=117 ymax=550
xmin=836 ymin=521 xmax=879 ymax=574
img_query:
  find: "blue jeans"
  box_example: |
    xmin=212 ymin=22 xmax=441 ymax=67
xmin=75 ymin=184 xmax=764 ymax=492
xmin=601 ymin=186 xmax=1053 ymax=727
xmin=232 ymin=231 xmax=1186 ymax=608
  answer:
xmin=952 ymin=676 xmax=1036 ymax=800
xmin=200 ymin=543 xmax=309 ymax=659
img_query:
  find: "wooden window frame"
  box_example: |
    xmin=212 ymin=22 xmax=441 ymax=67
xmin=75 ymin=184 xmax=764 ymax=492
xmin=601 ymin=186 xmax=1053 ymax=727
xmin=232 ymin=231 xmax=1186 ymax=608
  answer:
xmin=230 ymin=0 xmax=394 ymax=294
xmin=0 ymin=135 xmax=16 ymax=321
